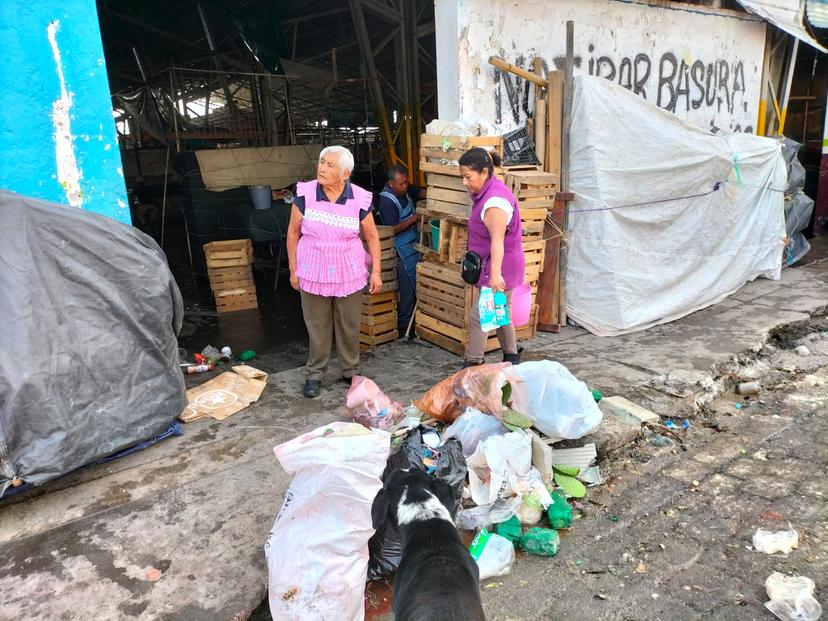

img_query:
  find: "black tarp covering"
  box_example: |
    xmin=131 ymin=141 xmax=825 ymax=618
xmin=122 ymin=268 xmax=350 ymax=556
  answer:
xmin=0 ymin=191 xmax=186 ymax=497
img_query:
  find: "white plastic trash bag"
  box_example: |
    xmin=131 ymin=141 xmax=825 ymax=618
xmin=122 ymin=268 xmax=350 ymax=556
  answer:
xmin=443 ymin=407 xmax=509 ymax=457
xmin=506 ymin=361 xmax=603 ymax=440
xmin=265 ymin=422 xmax=391 ymax=621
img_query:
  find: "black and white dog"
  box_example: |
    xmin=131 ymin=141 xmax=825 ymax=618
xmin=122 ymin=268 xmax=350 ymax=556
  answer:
xmin=371 ymin=468 xmax=486 ymax=621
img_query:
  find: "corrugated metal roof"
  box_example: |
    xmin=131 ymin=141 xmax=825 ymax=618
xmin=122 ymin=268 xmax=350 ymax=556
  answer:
xmin=807 ymin=0 xmax=828 ymax=28
xmin=736 ymin=0 xmax=827 ymax=51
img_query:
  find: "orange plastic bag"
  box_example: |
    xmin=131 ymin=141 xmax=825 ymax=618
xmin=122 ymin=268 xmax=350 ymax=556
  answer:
xmin=415 ymin=363 xmax=512 ymax=422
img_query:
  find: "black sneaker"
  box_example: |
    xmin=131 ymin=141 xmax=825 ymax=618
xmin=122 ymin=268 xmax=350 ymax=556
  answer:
xmin=302 ymin=378 xmax=321 ymax=398
xmin=340 ymin=376 xmax=353 ymax=385
xmin=461 ymin=360 xmax=483 ymax=370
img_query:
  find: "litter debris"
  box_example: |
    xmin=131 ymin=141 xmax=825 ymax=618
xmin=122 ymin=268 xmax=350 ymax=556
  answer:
xmin=519 ymin=527 xmax=560 ymax=556
xmin=650 ymin=433 xmax=675 ymax=448
xmin=735 ymin=402 xmax=744 ymax=410
xmin=220 ymin=346 xmax=232 ymax=361
xmin=753 ymin=528 xmax=799 ymax=555
xmin=456 ymin=497 xmax=522 ymax=531
xmin=416 ymin=363 xmax=513 ymax=422
xmin=346 ymin=376 xmax=404 ymax=431
xmin=530 ymin=430 xmax=554 ymax=484
xmin=764 ymin=572 xmax=822 ymax=621
xmin=443 ymin=408 xmax=508 ymax=458
xmin=548 ymin=443 xmax=598 ymax=472
xmin=547 ymin=489 xmax=573 ymax=529
xmin=578 ymin=466 xmax=603 ymax=486
xmin=599 ymin=395 xmax=659 ymax=424
xmin=505 ymin=361 xmax=603 ymax=439
xmin=553 ymin=465 xmax=587 ymax=498
xmin=592 ymin=390 xmax=603 ymax=402
xmin=495 ymin=515 xmax=522 ymax=545
xmin=470 ymin=530 xmax=515 ymax=580
xmin=736 ymin=382 xmax=761 ymax=396
xmin=180 ymin=365 xmax=268 ymax=422
xmin=503 ymin=408 xmax=533 ymax=431
xmin=185 ymin=364 xmax=214 ymax=374
xmin=239 ymin=349 xmax=257 ymax=361
xmin=795 ymin=345 xmax=811 ymax=357
xmin=515 ymin=495 xmax=544 ymax=525
xmin=266 ymin=422 xmax=390 ymax=621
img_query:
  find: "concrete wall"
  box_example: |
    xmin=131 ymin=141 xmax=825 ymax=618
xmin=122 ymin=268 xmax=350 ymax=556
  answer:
xmin=436 ymin=0 xmax=768 ymax=135
xmin=0 ymin=0 xmax=129 ymax=223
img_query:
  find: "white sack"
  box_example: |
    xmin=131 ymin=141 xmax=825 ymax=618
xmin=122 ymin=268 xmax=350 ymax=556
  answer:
xmin=265 ymin=422 xmax=390 ymax=621
xmin=566 ymin=76 xmax=787 ymax=336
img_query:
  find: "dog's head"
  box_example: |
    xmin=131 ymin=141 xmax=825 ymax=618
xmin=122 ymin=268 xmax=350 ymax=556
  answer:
xmin=371 ymin=468 xmax=456 ymax=530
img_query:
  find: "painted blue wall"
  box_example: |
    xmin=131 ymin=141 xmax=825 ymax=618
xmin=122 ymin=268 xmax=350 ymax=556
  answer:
xmin=0 ymin=1 xmax=130 ymax=223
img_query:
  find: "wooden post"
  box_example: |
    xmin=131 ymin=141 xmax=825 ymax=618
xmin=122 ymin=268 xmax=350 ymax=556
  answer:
xmin=559 ymin=20 xmax=574 ymax=327
xmin=533 ymin=58 xmax=546 ymax=168
xmin=536 ymin=70 xmax=564 ymax=332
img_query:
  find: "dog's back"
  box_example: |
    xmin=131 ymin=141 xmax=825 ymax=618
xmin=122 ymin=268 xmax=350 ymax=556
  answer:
xmin=371 ymin=468 xmax=486 ymax=621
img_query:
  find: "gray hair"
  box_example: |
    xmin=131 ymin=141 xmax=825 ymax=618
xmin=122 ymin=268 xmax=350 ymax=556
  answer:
xmin=319 ymin=146 xmax=355 ymax=176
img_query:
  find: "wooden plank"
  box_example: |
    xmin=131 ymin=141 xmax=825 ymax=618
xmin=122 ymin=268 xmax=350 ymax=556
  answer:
xmin=428 ymin=187 xmax=470 ymax=206
xmin=520 ymin=207 xmax=551 ymax=221
xmin=426 ymin=198 xmax=471 ymax=221
xmin=420 ymin=161 xmax=462 ymax=176
xmin=537 ymin=198 xmax=565 ymax=331
xmin=420 ymin=134 xmax=503 ymax=149
xmin=415 ymin=324 xmax=465 ymax=356
xmin=415 ymin=311 xmax=467 ymax=342
xmin=362 ymin=301 xmax=396 ymax=317
xmin=377 ymin=279 xmax=398 ymax=293
xmin=546 ymin=70 xmax=563 ymax=181
xmin=514 ymin=186 xmax=557 ymax=199
xmin=427 ymin=173 xmax=467 ymax=192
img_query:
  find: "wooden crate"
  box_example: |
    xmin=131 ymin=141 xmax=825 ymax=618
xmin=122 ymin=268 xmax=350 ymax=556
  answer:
xmin=360 ymin=291 xmax=399 ymax=351
xmin=203 ymin=239 xmax=253 ymax=268
xmin=215 ymin=290 xmax=258 ymax=314
xmin=415 ymin=259 xmax=538 ymax=355
xmin=419 ymin=135 xmax=503 ymax=176
xmin=207 ymin=266 xmax=255 ymax=292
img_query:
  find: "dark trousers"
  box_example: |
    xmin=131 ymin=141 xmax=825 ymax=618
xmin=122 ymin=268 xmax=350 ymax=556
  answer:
xmin=397 ymin=251 xmax=418 ymax=334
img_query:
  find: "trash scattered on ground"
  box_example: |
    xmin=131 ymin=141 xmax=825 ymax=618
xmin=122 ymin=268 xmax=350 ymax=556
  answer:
xmin=503 ymin=408 xmax=533 ymax=431
xmin=180 ymin=365 xmax=267 ymax=422
xmin=664 ymin=419 xmax=690 ymax=430
xmin=470 ymin=530 xmax=515 ymax=579
xmin=592 ymin=390 xmax=603 ymax=402
xmin=553 ymin=464 xmax=587 ymax=498
xmin=456 ymin=497 xmax=522 ymax=531
xmin=547 ymin=489 xmax=573 ymax=529
xmin=345 ymin=376 xmax=404 ymax=430
xmin=266 ymin=422 xmax=390 ymax=620
xmin=185 ymin=363 xmax=214 ymax=374
xmin=753 ymin=528 xmax=799 ymax=554
xmin=515 ymin=494 xmax=544 ymax=525
xmin=794 ymin=345 xmax=811 ymax=357
xmin=239 ymin=349 xmax=257 ymax=361
xmin=650 ymin=432 xmax=675 ymax=447
xmin=599 ymin=395 xmax=659 ymax=424
xmin=520 ymin=527 xmax=560 ymax=556
xmin=416 ymin=363 xmax=514 ymax=422
xmin=220 ymin=345 xmax=232 ymax=361
xmin=764 ymin=572 xmax=822 ymax=621
xmin=549 ymin=443 xmax=598 ymax=472
xmin=736 ymin=381 xmax=761 ymax=395
xmin=495 ymin=515 xmax=522 ymax=545
xmin=735 ymin=402 xmax=744 ymax=410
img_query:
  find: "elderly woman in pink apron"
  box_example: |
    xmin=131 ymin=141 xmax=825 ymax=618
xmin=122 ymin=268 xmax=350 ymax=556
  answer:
xmin=459 ymin=147 xmax=526 ymax=368
xmin=287 ymin=146 xmax=382 ymax=398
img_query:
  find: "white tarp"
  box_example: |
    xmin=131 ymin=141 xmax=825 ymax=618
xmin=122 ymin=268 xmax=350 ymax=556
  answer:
xmin=566 ymin=76 xmax=787 ymax=337
xmin=736 ymin=0 xmax=827 ymax=52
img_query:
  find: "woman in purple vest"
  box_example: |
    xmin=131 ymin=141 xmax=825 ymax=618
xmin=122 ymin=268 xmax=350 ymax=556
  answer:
xmin=459 ymin=148 xmax=526 ymax=367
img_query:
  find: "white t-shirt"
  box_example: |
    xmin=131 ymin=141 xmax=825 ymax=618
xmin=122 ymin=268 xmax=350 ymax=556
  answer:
xmin=480 ymin=196 xmax=514 ymax=223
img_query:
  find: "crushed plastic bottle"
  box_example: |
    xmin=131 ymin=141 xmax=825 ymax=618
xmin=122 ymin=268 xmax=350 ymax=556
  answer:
xmin=185 ymin=364 xmax=214 ymax=374
xmin=469 ymin=530 xmax=515 ymax=580
xmin=519 ymin=527 xmax=560 ymax=556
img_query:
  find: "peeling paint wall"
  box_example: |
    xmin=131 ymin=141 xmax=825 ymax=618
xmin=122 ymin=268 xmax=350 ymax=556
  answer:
xmin=0 ymin=0 xmax=129 ymax=223
xmin=436 ymin=0 xmax=767 ymax=135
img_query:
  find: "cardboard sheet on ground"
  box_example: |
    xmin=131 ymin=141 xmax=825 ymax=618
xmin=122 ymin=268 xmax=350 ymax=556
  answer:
xmin=180 ymin=365 xmax=267 ymax=422
xmin=566 ymin=76 xmax=787 ymax=336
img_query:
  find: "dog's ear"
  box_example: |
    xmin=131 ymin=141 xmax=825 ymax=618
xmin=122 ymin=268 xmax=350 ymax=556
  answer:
xmin=371 ymin=487 xmax=390 ymax=529
xmin=428 ymin=477 xmax=456 ymax=515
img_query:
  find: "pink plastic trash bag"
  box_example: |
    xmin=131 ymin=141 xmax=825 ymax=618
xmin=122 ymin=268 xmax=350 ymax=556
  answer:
xmin=345 ymin=376 xmax=404 ymax=430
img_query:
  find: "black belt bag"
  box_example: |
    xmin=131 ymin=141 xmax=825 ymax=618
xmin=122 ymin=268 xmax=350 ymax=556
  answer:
xmin=461 ymin=251 xmax=483 ymax=285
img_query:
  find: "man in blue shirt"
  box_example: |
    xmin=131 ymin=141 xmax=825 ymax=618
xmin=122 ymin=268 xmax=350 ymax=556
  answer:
xmin=376 ymin=165 xmax=427 ymax=336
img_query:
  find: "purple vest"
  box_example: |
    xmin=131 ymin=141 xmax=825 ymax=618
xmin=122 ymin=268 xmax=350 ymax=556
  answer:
xmin=467 ymin=176 xmax=525 ymax=289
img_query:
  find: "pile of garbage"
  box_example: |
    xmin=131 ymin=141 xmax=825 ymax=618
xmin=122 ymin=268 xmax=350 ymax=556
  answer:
xmin=264 ymin=360 xmax=605 ymax=617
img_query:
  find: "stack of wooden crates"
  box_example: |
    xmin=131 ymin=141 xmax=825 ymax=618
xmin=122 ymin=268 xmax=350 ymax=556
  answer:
xmin=203 ymin=239 xmax=259 ymax=313
xmin=360 ymin=226 xmax=399 ymax=351
xmin=414 ymin=134 xmax=555 ymax=356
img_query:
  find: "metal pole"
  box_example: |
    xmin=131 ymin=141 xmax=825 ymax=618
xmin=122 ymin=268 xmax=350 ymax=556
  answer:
xmin=559 ymin=20 xmax=575 ymax=327
xmin=160 ymin=146 xmax=170 ymax=248
xmin=778 ymin=37 xmax=799 ymax=135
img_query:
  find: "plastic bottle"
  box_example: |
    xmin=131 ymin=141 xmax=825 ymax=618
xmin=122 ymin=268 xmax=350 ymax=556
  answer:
xmin=547 ymin=489 xmax=573 ymax=529
xmin=494 ymin=290 xmax=510 ymax=326
xmin=519 ymin=527 xmax=560 ymax=556
xmin=221 ymin=346 xmax=232 ymax=361
xmin=185 ymin=364 xmax=214 ymax=374
xmin=469 ymin=530 xmax=515 ymax=579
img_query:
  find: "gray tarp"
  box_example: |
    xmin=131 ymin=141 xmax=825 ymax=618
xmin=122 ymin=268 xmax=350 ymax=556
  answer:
xmin=0 ymin=191 xmax=186 ymax=497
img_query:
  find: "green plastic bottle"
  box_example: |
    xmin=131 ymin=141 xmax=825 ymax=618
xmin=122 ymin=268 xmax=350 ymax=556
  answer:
xmin=519 ymin=527 xmax=560 ymax=556
xmin=547 ymin=489 xmax=573 ymax=529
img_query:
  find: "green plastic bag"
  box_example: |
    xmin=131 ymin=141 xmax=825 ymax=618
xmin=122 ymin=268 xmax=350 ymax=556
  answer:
xmin=239 ymin=350 xmax=257 ymax=361
xmin=495 ymin=515 xmax=522 ymax=546
xmin=519 ymin=527 xmax=560 ymax=556
xmin=546 ymin=489 xmax=573 ymax=529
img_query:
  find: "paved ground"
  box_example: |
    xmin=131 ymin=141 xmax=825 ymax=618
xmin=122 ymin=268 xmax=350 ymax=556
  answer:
xmin=0 ymin=240 xmax=826 ymax=620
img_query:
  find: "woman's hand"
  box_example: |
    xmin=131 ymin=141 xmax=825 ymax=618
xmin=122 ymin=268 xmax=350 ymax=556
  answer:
xmin=489 ymin=272 xmax=506 ymax=292
xmin=369 ymin=271 xmax=382 ymax=294
xmin=290 ymin=271 xmax=300 ymax=291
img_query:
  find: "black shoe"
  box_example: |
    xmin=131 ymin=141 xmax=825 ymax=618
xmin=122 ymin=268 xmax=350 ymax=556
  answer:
xmin=340 ymin=376 xmax=353 ymax=385
xmin=302 ymin=378 xmax=321 ymax=398
xmin=461 ymin=359 xmax=483 ymax=370
xmin=503 ymin=351 xmax=522 ymax=365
